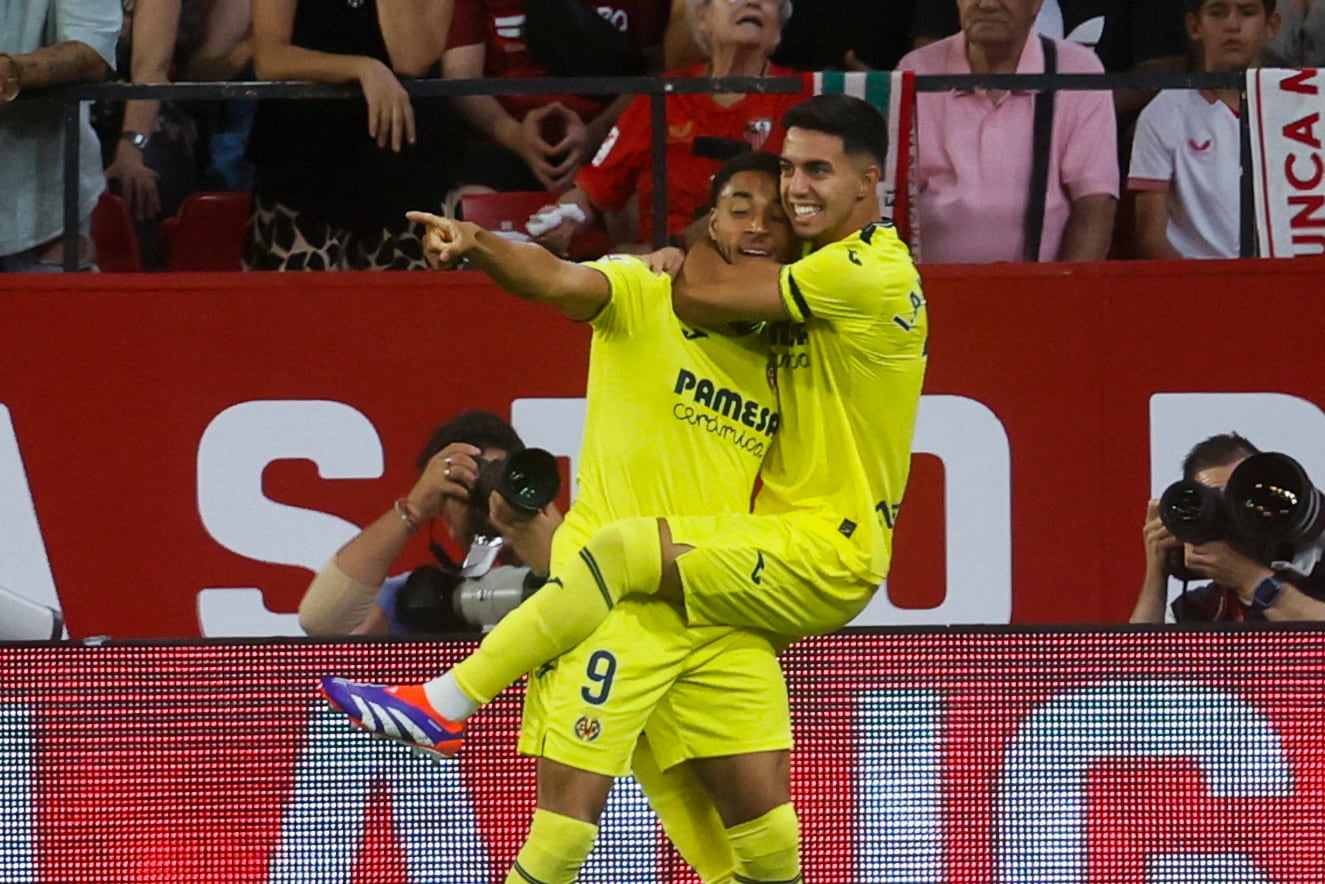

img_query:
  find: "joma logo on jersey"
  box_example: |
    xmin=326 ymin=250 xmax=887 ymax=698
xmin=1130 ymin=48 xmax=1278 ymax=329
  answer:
xmin=674 ymin=369 xmax=779 ymax=436
xmin=768 ymin=322 xmax=808 ymax=347
xmin=574 ymin=716 xmax=602 ymax=742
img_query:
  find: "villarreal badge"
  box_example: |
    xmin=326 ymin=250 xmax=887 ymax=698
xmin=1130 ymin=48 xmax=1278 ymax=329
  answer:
xmin=574 ymin=716 xmax=602 ymax=742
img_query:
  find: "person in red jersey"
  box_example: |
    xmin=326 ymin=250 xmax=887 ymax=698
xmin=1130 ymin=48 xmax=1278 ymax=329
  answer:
xmin=533 ymin=0 xmax=805 ymax=255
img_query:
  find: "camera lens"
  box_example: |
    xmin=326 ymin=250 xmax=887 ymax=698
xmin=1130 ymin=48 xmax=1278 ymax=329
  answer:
xmin=1158 ymin=479 xmax=1227 ymax=545
xmin=1227 ymin=452 xmax=1325 ymax=544
xmin=497 ymin=448 xmax=561 ymax=513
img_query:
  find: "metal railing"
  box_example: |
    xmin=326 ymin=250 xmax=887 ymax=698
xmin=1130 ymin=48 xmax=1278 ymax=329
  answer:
xmin=28 ymin=69 xmax=1248 ymax=270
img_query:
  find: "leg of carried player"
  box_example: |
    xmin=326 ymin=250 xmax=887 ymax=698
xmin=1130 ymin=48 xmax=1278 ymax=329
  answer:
xmin=319 ymin=512 xmax=868 ymax=753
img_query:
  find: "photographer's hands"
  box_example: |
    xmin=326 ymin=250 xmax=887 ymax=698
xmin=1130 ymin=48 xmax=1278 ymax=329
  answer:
xmin=1180 ymin=541 xmax=1272 ymax=604
xmin=1132 ymin=499 xmax=1182 ymax=623
xmin=407 ymin=443 xmax=484 ymax=520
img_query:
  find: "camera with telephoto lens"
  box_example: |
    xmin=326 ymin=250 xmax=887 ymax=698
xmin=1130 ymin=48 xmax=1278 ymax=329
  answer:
xmin=1159 ymin=452 xmax=1325 ymax=583
xmin=470 ymin=447 xmax=562 ymax=527
xmin=395 ymin=448 xmax=561 ymax=633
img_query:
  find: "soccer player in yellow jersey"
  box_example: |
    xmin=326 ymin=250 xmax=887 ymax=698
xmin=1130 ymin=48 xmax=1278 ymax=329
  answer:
xmin=324 ymin=152 xmax=804 ymax=884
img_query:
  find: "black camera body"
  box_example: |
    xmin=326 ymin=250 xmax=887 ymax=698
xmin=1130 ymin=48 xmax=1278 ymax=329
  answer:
xmin=395 ymin=447 xmax=561 ymax=634
xmin=1159 ymin=452 xmax=1325 ymax=580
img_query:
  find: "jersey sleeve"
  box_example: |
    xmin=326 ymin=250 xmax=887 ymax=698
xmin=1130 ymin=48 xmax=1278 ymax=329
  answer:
xmin=778 ymin=228 xmax=918 ymax=325
xmin=583 ymin=255 xmax=657 ymax=336
xmin=1127 ymin=97 xmax=1176 ymax=188
xmin=446 ymin=0 xmax=486 ymax=49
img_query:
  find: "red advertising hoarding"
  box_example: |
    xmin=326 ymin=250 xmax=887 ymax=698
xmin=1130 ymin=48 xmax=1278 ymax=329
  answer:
xmin=1 ymin=630 xmax=1321 ymax=883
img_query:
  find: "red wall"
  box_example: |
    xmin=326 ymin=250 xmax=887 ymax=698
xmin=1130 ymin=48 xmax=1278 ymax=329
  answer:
xmin=4 ymin=258 xmax=1325 ymax=637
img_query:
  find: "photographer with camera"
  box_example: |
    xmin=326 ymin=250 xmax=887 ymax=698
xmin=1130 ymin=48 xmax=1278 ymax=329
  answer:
xmin=298 ymin=410 xmax=561 ymax=637
xmin=1132 ymin=432 xmax=1325 ymax=623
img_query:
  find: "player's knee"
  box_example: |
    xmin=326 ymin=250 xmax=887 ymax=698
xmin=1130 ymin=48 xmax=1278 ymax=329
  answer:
xmin=584 ymin=517 xmax=664 ymax=601
xmin=725 ymin=802 xmax=801 ymax=883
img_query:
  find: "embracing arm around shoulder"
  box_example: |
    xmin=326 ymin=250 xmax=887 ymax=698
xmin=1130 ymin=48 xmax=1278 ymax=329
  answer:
xmin=672 ymin=239 xmax=789 ymax=326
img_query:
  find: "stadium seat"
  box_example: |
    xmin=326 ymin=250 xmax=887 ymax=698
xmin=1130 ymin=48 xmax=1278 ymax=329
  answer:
xmin=460 ymin=190 xmax=612 ymax=260
xmin=90 ymin=191 xmax=144 ymax=272
xmin=157 ymin=190 xmax=251 ymax=271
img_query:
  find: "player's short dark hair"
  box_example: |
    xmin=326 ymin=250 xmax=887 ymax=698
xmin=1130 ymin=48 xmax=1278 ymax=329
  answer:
xmin=707 ymin=150 xmax=783 ymax=204
xmin=417 ymin=410 xmax=524 ymax=471
xmin=781 ymin=94 xmax=889 ymax=170
xmin=1185 ymin=0 xmax=1274 ymax=14
xmin=1182 ymin=432 xmax=1261 ymax=482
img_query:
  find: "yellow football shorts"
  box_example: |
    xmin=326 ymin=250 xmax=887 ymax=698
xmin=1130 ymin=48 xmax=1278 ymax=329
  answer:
xmin=518 ymin=597 xmax=791 ymax=777
xmin=667 ymin=512 xmax=878 ymax=639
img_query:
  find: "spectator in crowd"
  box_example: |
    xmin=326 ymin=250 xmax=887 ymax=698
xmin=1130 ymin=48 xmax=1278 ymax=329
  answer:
xmin=298 ymin=410 xmax=546 ymax=637
xmin=1 ymin=0 xmax=120 ymax=272
xmin=103 ymin=0 xmax=252 ymax=269
xmin=896 ymin=0 xmax=1118 ymax=263
xmin=1127 ymin=0 xmax=1279 ymax=259
xmin=1131 ymin=432 xmax=1325 ymax=623
xmin=664 ymin=0 xmax=921 ymax=73
xmin=1265 ymin=0 xmax=1325 ymax=63
xmin=909 ymin=0 xmax=1190 ymax=82
xmin=535 ymin=0 xmax=803 ymax=255
xmin=243 ymin=0 xmax=460 ymax=271
xmin=443 ymin=0 xmax=669 ymax=196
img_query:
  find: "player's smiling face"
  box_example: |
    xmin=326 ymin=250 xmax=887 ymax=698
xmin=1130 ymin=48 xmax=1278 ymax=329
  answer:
xmin=780 ymin=128 xmax=877 ymax=249
xmin=708 ymin=169 xmax=798 ymax=265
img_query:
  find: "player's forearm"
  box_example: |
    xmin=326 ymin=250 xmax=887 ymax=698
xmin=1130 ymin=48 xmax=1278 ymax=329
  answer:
xmin=5 ymin=41 xmax=109 ymax=91
xmin=466 ymin=228 xmax=607 ymax=320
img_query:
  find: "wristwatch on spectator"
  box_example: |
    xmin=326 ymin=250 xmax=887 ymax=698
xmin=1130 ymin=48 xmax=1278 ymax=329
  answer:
xmin=0 ymin=54 xmax=21 ymax=102
xmin=120 ymin=130 xmax=150 ymax=151
xmin=1251 ymin=573 xmax=1287 ymax=610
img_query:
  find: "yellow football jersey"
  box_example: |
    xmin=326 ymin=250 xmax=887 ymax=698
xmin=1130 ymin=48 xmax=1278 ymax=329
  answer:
xmin=760 ymin=221 xmax=928 ymax=583
xmin=552 ymin=255 xmax=779 ymax=559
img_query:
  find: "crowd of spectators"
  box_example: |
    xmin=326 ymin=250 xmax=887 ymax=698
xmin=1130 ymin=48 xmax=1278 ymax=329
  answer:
xmin=1 ymin=0 xmax=1314 ymax=271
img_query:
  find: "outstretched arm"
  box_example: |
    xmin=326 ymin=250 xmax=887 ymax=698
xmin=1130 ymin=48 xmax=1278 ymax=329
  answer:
xmin=672 ymin=238 xmax=788 ymax=326
xmin=407 ymin=211 xmax=611 ymax=321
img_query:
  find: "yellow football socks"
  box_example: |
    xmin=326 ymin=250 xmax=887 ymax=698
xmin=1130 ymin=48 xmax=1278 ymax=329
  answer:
xmin=726 ymin=802 xmax=802 ymax=883
xmin=504 ymin=809 xmax=597 ymax=884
